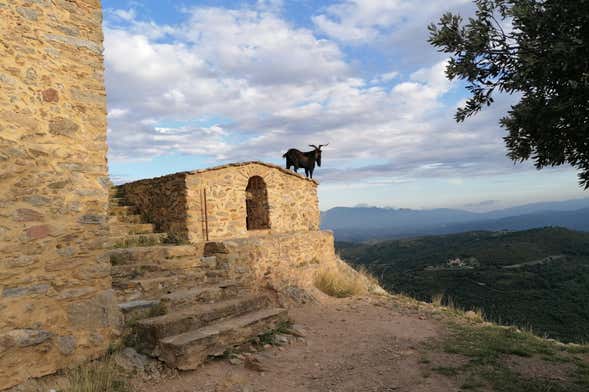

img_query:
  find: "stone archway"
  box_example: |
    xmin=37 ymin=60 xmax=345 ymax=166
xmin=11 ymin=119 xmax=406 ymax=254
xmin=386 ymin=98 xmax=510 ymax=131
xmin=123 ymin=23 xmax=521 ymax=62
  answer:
xmin=245 ymin=176 xmax=270 ymax=230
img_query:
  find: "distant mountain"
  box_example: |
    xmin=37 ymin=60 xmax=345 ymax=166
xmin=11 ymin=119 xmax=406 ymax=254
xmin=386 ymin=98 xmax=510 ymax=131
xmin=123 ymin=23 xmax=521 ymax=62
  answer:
xmin=321 ymin=198 xmax=589 ymax=241
xmin=321 ymin=207 xmax=479 ymax=229
xmin=483 ymin=198 xmax=589 ymax=219
xmin=440 ymin=208 xmax=589 ymax=233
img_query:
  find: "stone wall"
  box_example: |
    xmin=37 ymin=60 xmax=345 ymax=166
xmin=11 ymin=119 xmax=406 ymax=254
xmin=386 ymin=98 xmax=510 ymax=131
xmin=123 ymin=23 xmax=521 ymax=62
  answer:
xmin=0 ymin=1 xmax=118 ymax=389
xmin=120 ymin=173 xmax=189 ymax=242
xmin=185 ymin=162 xmax=321 ymax=242
xmin=207 ymin=230 xmax=337 ymax=292
xmin=119 ymin=162 xmax=321 ymax=244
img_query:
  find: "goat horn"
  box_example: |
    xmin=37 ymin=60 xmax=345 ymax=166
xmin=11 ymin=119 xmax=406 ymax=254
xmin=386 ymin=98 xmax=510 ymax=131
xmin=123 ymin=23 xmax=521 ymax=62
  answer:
xmin=309 ymin=144 xmax=319 ymax=149
xmin=319 ymin=143 xmax=329 ymax=149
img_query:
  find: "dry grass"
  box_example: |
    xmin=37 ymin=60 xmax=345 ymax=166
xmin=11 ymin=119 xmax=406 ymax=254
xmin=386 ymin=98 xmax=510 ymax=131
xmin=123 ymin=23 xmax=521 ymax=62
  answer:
xmin=431 ymin=293 xmax=445 ymax=307
xmin=430 ymin=293 xmax=487 ymax=323
xmin=433 ymin=322 xmax=589 ymax=392
xmin=64 ymin=357 xmax=130 ymax=392
xmin=314 ymin=259 xmax=386 ymax=298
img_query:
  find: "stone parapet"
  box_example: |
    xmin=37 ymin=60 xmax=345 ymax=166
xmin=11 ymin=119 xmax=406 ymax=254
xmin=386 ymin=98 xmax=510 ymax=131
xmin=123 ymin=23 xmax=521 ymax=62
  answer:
xmin=208 ymin=230 xmax=337 ymax=291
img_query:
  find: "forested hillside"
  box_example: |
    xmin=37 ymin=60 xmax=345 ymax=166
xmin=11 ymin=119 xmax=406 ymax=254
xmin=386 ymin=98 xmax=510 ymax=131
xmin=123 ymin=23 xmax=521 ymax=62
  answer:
xmin=338 ymin=227 xmax=589 ymax=343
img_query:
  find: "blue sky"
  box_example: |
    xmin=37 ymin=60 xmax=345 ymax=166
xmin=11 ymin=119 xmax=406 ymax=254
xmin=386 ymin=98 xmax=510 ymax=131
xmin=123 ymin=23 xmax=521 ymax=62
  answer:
xmin=102 ymin=0 xmax=587 ymax=211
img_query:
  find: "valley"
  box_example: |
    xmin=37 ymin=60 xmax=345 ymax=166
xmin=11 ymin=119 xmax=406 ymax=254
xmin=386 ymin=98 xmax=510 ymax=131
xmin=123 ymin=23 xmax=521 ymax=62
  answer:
xmin=338 ymin=227 xmax=589 ymax=343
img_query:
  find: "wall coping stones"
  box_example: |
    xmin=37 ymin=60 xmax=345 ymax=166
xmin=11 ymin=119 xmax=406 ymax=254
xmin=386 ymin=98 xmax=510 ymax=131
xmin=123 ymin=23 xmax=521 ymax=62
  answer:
xmin=120 ymin=161 xmax=319 ymax=186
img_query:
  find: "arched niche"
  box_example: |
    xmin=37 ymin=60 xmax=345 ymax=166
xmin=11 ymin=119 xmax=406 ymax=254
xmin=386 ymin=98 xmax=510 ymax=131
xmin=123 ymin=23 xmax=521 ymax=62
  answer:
xmin=245 ymin=176 xmax=270 ymax=230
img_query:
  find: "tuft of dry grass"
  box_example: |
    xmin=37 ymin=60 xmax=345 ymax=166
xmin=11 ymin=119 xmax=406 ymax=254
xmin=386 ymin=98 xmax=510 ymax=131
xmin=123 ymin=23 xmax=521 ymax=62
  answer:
xmin=64 ymin=357 xmax=131 ymax=392
xmin=430 ymin=293 xmax=486 ymax=323
xmin=431 ymin=293 xmax=445 ymax=307
xmin=314 ymin=259 xmax=386 ymax=298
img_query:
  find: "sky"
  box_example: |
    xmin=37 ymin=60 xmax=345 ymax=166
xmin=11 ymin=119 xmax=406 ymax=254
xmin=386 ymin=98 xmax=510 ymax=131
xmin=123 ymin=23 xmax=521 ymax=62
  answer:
xmin=102 ymin=0 xmax=587 ymax=211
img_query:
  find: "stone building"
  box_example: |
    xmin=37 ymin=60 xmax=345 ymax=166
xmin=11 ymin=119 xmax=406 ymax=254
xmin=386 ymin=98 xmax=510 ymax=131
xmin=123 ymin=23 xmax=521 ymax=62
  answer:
xmin=119 ymin=162 xmax=335 ymax=293
xmin=0 ymin=1 xmax=118 ymax=389
xmin=120 ymin=162 xmax=321 ymax=243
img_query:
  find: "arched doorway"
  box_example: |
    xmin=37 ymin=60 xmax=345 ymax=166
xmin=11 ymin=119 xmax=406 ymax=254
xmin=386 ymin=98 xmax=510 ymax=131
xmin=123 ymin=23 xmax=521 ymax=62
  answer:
xmin=245 ymin=176 xmax=270 ymax=231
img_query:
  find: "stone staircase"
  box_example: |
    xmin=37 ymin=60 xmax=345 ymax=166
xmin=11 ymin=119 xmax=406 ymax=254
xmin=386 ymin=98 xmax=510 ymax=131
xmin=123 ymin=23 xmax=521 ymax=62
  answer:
xmin=107 ymin=187 xmax=288 ymax=370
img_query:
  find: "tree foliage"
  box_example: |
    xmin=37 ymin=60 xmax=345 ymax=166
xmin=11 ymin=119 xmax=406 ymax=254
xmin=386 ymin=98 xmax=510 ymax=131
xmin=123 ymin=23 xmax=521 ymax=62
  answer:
xmin=428 ymin=0 xmax=589 ymax=188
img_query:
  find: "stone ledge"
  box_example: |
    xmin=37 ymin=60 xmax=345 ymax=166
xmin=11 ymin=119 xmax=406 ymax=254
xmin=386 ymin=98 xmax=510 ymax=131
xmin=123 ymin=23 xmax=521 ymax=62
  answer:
xmin=120 ymin=161 xmax=319 ymax=186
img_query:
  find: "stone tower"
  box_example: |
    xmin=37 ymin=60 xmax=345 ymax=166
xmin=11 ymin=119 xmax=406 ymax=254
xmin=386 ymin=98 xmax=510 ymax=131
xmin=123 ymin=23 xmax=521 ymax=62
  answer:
xmin=0 ymin=1 xmax=118 ymax=389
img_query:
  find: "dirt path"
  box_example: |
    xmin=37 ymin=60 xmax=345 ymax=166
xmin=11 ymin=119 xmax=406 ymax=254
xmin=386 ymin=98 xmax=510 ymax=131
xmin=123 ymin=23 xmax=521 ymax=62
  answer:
xmin=10 ymin=293 xmax=586 ymax=392
xmin=133 ymin=296 xmax=458 ymax=392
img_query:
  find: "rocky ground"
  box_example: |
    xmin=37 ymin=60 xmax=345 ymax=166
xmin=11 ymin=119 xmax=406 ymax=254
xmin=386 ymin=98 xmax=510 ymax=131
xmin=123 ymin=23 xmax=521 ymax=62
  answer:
xmin=131 ymin=295 xmax=453 ymax=392
xmin=129 ymin=293 xmax=589 ymax=392
xmin=9 ymin=293 xmax=589 ymax=392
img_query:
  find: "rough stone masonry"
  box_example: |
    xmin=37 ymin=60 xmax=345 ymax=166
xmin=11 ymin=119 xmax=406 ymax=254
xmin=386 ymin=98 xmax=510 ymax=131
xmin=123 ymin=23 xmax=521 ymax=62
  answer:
xmin=0 ymin=1 xmax=339 ymax=389
xmin=120 ymin=162 xmax=335 ymax=292
xmin=0 ymin=1 xmax=119 ymax=389
xmin=120 ymin=162 xmax=322 ymax=243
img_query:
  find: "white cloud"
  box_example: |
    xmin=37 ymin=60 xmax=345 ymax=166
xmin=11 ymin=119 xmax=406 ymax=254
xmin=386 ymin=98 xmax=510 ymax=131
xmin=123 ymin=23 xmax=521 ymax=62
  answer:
xmin=313 ymin=0 xmax=471 ymax=44
xmin=380 ymin=70 xmax=399 ymax=82
xmin=177 ymin=7 xmax=349 ymax=86
xmin=256 ymin=0 xmax=284 ymax=13
xmin=113 ymin=8 xmax=136 ymax=22
xmin=312 ymin=0 xmax=425 ymax=43
xmin=104 ymin=2 xmax=526 ymax=186
xmin=108 ymin=108 xmax=129 ymax=119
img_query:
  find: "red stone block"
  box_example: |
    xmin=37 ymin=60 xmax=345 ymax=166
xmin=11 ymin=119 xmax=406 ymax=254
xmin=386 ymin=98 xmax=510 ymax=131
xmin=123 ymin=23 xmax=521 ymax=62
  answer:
xmin=42 ymin=88 xmax=59 ymax=103
xmin=25 ymin=225 xmax=50 ymax=240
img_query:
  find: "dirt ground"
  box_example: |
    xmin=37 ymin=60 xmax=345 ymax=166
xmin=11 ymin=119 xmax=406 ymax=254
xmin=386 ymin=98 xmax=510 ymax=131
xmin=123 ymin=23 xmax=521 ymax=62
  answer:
xmin=132 ymin=295 xmax=459 ymax=392
xmin=9 ymin=293 xmax=585 ymax=392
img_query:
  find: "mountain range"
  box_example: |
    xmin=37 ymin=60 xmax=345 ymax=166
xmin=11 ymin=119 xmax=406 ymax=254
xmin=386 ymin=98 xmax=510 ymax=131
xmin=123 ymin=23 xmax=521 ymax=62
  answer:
xmin=321 ymin=198 xmax=589 ymax=241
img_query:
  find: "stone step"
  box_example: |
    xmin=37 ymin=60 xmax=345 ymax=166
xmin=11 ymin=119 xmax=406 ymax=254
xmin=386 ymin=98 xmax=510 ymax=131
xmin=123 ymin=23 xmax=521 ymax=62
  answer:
xmin=109 ymin=188 xmax=123 ymax=197
xmin=113 ymin=267 xmax=228 ymax=290
xmin=204 ymin=242 xmax=229 ymax=256
xmin=158 ymin=307 xmax=288 ymax=370
xmin=114 ymin=273 xmax=208 ymax=298
xmin=112 ymin=263 xmax=164 ymax=280
xmin=108 ymin=233 xmax=168 ymax=249
xmin=119 ymin=300 xmax=162 ymax=322
xmin=111 ymin=264 xmax=210 ymax=281
xmin=109 ymin=214 xmax=144 ymax=224
xmin=205 ymin=270 xmax=227 ymax=280
xmin=110 ymin=223 xmax=155 ymax=236
xmin=109 ymin=197 xmax=130 ymax=206
xmin=136 ymin=295 xmax=269 ymax=353
xmin=109 ymin=205 xmax=138 ymax=216
xmin=160 ymin=281 xmax=240 ymax=310
xmin=200 ymin=256 xmax=218 ymax=269
xmin=107 ymin=245 xmax=199 ymax=266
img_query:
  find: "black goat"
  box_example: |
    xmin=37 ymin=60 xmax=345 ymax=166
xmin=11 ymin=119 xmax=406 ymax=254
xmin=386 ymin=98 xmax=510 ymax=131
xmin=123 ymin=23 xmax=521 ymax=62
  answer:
xmin=282 ymin=144 xmax=328 ymax=179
